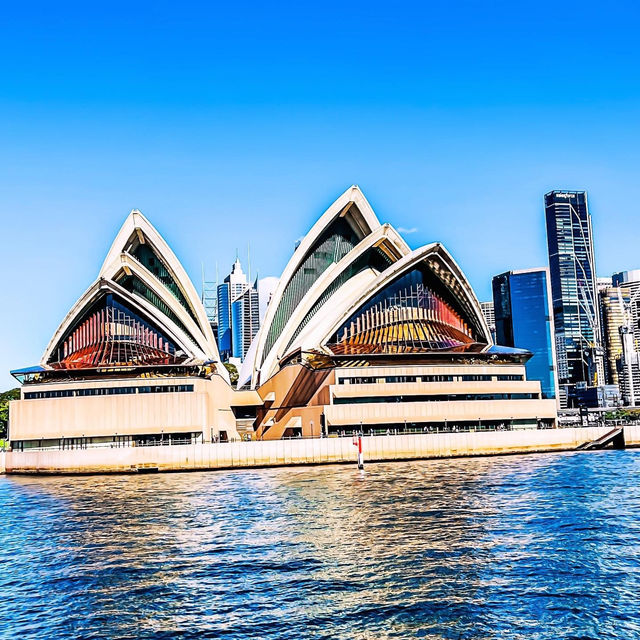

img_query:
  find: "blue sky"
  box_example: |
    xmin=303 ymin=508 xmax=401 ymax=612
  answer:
xmin=1 ymin=0 xmax=640 ymax=388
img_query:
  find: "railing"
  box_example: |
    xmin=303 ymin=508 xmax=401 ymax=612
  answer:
xmin=10 ymin=420 xmax=635 ymax=453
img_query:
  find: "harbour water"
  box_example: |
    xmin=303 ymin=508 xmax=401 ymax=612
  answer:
xmin=2 ymin=450 xmax=640 ymax=639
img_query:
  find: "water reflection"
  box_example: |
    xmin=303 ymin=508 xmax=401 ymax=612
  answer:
xmin=2 ymin=451 xmax=640 ymax=639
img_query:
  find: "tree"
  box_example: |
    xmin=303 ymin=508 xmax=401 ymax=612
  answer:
xmin=0 ymin=388 xmax=20 ymax=440
xmin=224 ymin=362 xmax=239 ymax=387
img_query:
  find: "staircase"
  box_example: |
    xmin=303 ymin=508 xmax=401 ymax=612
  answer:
xmin=576 ymin=427 xmax=625 ymax=451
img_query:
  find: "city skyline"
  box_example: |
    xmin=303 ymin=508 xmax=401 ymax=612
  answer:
xmin=1 ymin=185 xmax=638 ymax=389
xmin=3 ymin=1 xmax=640 ymax=390
xmin=8 ymin=185 xmax=556 ymax=455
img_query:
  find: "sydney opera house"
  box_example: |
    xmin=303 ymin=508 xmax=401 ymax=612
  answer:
xmin=8 ymin=186 xmax=556 ymax=450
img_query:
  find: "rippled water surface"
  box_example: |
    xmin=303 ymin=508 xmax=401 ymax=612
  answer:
xmin=2 ymin=451 xmax=640 ymax=639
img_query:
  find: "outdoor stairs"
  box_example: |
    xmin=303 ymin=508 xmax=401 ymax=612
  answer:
xmin=576 ymin=427 xmax=625 ymax=451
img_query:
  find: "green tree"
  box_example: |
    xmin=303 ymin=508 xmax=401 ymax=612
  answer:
xmin=0 ymin=388 xmax=20 ymax=440
xmin=224 ymin=362 xmax=239 ymax=387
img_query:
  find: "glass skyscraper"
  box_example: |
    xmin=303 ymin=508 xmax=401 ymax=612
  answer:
xmin=544 ymin=190 xmax=603 ymax=394
xmin=217 ymin=258 xmax=260 ymax=363
xmin=492 ymin=268 xmax=558 ymax=400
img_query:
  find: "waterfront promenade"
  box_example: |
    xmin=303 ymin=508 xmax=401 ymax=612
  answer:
xmin=2 ymin=425 xmax=638 ymax=474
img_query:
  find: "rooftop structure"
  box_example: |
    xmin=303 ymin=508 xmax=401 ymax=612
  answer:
xmin=9 ymin=212 xmax=255 ymax=448
xmin=217 ymin=258 xmax=260 ymax=363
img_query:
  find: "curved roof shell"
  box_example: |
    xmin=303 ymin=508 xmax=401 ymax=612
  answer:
xmin=41 ymin=210 xmax=227 ymax=380
xmin=250 ymin=188 xmax=492 ymax=386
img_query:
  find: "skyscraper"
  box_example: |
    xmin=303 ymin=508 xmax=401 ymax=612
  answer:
xmin=612 ymin=270 xmax=640 ymax=405
xmin=544 ymin=191 xmax=603 ymax=400
xmin=492 ymin=268 xmax=558 ymax=400
xmin=231 ymin=280 xmax=260 ymax=361
xmin=217 ymin=258 xmax=260 ymax=362
xmin=480 ymin=301 xmax=496 ymax=343
xmin=599 ymin=285 xmax=630 ymax=387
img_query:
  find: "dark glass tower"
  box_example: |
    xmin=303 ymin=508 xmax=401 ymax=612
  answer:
xmin=544 ymin=191 xmax=602 ymax=395
xmin=492 ymin=269 xmax=558 ymax=400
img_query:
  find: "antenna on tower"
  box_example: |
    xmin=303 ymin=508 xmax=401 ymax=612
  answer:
xmin=248 ymin=241 xmax=252 ymax=283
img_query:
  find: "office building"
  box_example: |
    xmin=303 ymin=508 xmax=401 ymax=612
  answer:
xmin=611 ymin=270 xmax=640 ymax=405
xmin=258 ymin=277 xmax=279 ymax=323
xmin=492 ymin=268 xmax=558 ymax=401
xmin=217 ymin=259 xmax=260 ymax=363
xmin=600 ymin=285 xmax=630 ymax=386
xmin=231 ymin=277 xmax=260 ymax=361
xmin=480 ymin=301 xmax=496 ymax=342
xmin=544 ymin=190 xmax=603 ymax=402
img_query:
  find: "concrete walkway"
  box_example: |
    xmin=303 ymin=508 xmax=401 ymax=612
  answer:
xmin=4 ymin=425 xmax=640 ymax=474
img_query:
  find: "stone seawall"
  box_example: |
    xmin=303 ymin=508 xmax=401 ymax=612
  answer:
xmin=5 ymin=426 xmax=640 ymax=475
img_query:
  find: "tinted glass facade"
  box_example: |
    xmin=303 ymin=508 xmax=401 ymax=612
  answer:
xmin=117 ymin=273 xmax=198 ymax=347
xmin=492 ymin=269 xmax=557 ymax=399
xmin=218 ymin=259 xmax=260 ymax=362
xmin=544 ymin=191 xmax=601 ymax=387
xmin=261 ymin=217 xmax=360 ymax=365
xmin=231 ymin=296 xmax=244 ymax=359
xmin=282 ymin=246 xmax=394 ymax=356
xmin=329 ymin=267 xmax=479 ymax=355
xmin=217 ymin=284 xmax=231 ymax=360
xmin=48 ymin=293 xmax=185 ymax=369
xmin=130 ymin=241 xmax=198 ymax=324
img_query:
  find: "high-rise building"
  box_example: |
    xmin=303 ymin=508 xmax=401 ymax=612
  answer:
xmin=217 ymin=258 xmax=260 ymax=362
xmin=600 ymin=285 xmax=630 ymax=386
xmin=612 ymin=270 xmax=640 ymax=405
xmin=544 ymin=191 xmax=603 ymax=400
xmin=612 ymin=271 xmax=640 ymax=345
xmin=231 ymin=280 xmax=260 ymax=361
xmin=480 ymin=301 xmax=496 ymax=343
xmin=492 ymin=268 xmax=558 ymax=400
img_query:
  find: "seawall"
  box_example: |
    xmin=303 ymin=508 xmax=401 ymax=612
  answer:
xmin=4 ymin=426 xmax=640 ymax=475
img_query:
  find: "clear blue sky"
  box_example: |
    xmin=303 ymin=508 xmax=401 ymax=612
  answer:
xmin=2 ymin=0 xmax=640 ymax=388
